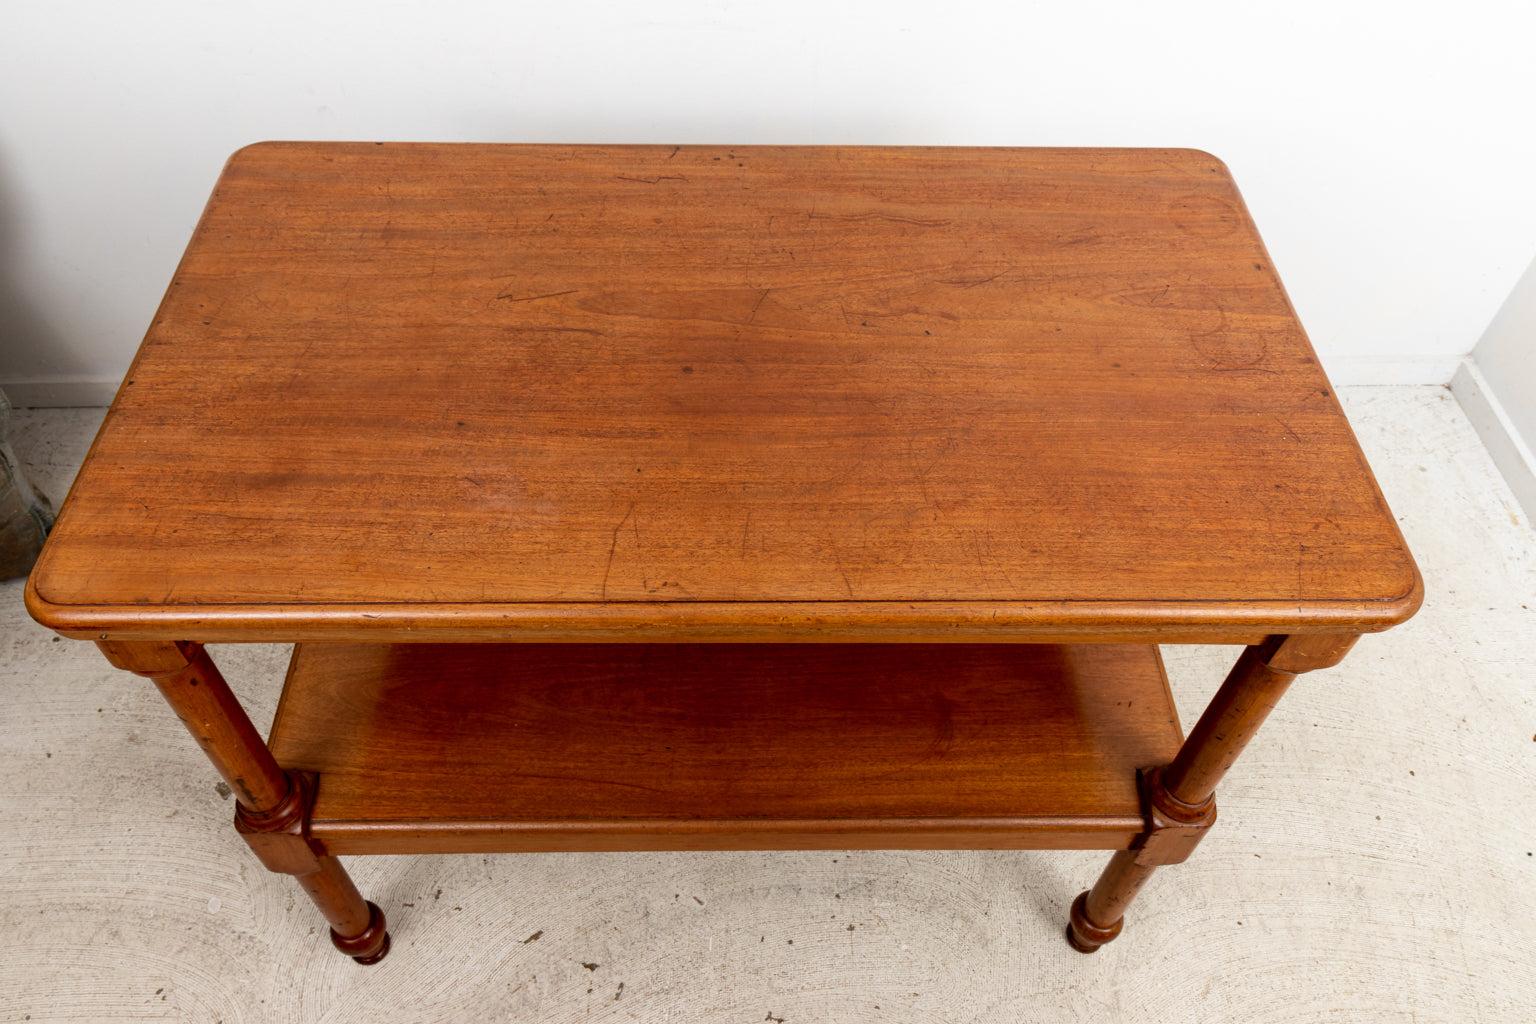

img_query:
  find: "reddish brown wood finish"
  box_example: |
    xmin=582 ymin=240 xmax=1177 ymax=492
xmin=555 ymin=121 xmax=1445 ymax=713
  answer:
xmin=97 ymin=640 xmax=289 ymax=808
xmin=1067 ymin=634 xmax=1357 ymax=952
xmin=97 ymin=641 xmax=389 ymax=963
xmin=321 ymin=897 xmax=390 ymax=964
xmin=269 ymin=643 xmax=1183 ymax=854
xmin=28 ymin=144 xmax=1419 ymax=644
xmin=33 ymin=147 xmax=1421 ymax=960
xmin=1068 ymin=853 xmax=1149 ymax=952
xmin=1161 ymin=634 xmax=1356 ymax=804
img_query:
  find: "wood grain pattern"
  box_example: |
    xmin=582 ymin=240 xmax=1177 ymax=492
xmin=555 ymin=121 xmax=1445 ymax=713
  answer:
xmin=26 ymin=144 xmax=1420 ymax=642
xmin=267 ymin=643 xmax=1184 ymax=854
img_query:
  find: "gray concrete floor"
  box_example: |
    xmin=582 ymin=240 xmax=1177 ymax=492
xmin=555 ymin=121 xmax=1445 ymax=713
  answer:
xmin=1 ymin=387 xmax=1533 ymax=1023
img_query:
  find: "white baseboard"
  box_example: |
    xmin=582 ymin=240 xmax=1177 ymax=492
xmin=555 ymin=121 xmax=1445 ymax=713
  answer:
xmin=1451 ymin=358 xmax=1536 ymax=524
xmin=1319 ymin=354 xmax=1462 ymax=387
xmin=0 ymin=376 xmax=121 ymax=408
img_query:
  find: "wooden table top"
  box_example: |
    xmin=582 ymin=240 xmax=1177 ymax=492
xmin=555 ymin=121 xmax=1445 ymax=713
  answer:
xmin=28 ymin=143 xmax=1419 ymax=642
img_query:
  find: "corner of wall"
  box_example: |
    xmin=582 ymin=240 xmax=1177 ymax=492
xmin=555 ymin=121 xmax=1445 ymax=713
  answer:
xmin=1450 ymin=358 xmax=1536 ymax=526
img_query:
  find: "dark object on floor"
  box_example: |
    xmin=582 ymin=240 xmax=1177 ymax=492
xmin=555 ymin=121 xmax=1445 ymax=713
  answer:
xmin=0 ymin=389 xmax=53 ymax=578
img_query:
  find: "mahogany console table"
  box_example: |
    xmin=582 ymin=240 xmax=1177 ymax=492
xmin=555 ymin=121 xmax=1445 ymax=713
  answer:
xmin=26 ymin=144 xmax=1420 ymax=963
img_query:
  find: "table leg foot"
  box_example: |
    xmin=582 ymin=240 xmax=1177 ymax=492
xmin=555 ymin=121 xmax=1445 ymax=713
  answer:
xmin=330 ymin=900 xmax=391 ymax=965
xmin=293 ymin=853 xmax=391 ymax=963
xmin=1065 ymin=849 xmax=1150 ymax=953
xmin=1067 ymin=891 xmax=1122 ymax=953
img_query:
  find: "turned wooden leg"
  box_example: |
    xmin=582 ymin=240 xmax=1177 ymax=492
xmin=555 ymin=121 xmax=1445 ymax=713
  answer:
xmin=1066 ymin=633 xmax=1358 ymax=953
xmin=97 ymin=640 xmax=390 ymax=964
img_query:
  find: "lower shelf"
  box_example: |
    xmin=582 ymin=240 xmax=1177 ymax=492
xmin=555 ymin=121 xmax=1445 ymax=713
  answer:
xmin=267 ymin=643 xmax=1182 ymax=854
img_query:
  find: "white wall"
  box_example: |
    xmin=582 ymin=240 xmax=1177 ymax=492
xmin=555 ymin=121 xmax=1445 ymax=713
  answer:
xmin=3 ymin=1 xmax=1535 ymax=403
xmin=1453 ymin=256 xmax=1536 ymax=521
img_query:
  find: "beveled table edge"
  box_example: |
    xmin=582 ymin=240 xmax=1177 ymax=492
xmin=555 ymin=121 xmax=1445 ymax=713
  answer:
xmin=26 ymin=570 xmax=1423 ymax=643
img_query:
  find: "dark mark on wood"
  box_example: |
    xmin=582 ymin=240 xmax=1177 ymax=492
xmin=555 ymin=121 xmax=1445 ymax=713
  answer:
xmin=600 ymin=502 xmax=637 ymax=600
xmin=496 ymin=289 xmax=576 ymax=303
xmin=807 ymin=211 xmax=950 ymax=227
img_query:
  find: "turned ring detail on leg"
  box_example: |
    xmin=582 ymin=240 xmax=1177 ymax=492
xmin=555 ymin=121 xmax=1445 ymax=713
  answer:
xmin=331 ymin=900 xmax=391 ymax=964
